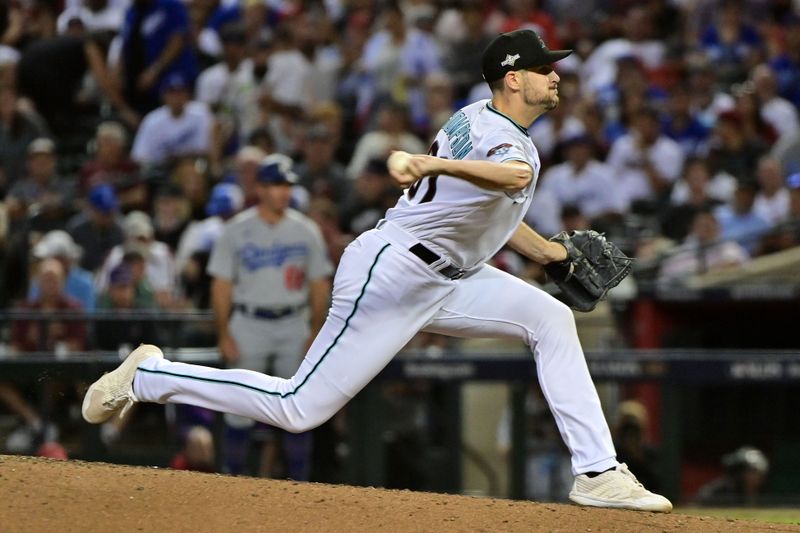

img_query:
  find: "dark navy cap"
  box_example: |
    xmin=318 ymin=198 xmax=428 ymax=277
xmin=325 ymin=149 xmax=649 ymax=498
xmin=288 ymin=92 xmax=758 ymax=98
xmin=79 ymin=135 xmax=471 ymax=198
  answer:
xmin=256 ymin=154 xmax=298 ymax=185
xmin=482 ymin=29 xmax=572 ymax=83
xmin=109 ymin=263 xmax=134 ymax=286
xmin=161 ymin=72 xmax=190 ymax=94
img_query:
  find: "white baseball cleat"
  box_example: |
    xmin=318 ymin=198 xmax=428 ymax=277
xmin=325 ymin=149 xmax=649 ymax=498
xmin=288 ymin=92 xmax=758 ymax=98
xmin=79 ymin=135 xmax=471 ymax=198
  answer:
xmin=569 ymin=463 xmax=673 ymax=512
xmin=82 ymin=344 xmax=163 ymax=424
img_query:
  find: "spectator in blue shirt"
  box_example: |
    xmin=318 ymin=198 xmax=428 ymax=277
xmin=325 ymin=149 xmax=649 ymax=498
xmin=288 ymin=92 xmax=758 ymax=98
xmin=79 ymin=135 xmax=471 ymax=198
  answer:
xmin=699 ymin=0 xmax=763 ymax=85
xmin=662 ymin=84 xmax=710 ymax=157
xmin=714 ymin=181 xmax=771 ymax=255
xmin=769 ymin=17 xmax=800 ymax=108
xmin=120 ymin=0 xmax=199 ymax=115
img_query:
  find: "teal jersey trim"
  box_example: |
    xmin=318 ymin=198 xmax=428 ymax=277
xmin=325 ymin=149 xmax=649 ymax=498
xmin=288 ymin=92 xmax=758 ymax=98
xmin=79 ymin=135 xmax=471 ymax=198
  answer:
xmin=486 ymin=102 xmax=530 ymax=136
xmin=137 ymin=243 xmax=392 ymax=398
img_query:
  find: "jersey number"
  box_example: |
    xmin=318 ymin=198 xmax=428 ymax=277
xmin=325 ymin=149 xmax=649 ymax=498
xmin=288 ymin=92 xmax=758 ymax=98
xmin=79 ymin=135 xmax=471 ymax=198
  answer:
xmin=407 ymin=141 xmax=441 ymax=204
xmin=284 ymin=265 xmax=305 ymax=291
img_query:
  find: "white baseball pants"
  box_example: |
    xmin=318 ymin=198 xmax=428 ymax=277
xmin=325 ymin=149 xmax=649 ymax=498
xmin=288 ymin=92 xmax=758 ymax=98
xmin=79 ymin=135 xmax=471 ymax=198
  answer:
xmin=134 ymin=222 xmax=617 ymax=475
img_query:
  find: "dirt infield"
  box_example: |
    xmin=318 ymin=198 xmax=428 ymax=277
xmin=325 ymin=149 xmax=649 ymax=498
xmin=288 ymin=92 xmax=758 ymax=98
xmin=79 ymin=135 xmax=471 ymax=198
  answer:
xmin=1 ymin=455 xmax=798 ymax=533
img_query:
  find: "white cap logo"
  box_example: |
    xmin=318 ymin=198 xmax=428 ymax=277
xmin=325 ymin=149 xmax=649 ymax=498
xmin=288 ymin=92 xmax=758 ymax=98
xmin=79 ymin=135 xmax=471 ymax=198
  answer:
xmin=501 ymin=53 xmax=520 ymax=67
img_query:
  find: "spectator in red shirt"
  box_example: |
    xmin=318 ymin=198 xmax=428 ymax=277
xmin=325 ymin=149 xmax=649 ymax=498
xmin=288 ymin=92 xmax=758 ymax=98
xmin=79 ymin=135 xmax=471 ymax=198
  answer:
xmin=10 ymin=258 xmax=87 ymax=353
xmin=79 ymin=121 xmax=145 ymax=212
xmin=169 ymin=425 xmax=215 ymax=472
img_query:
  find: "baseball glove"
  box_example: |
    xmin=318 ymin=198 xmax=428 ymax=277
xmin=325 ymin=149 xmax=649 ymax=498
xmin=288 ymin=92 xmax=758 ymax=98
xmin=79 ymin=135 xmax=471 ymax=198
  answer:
xmin=544 ymin=230 xmax=633 ymax=312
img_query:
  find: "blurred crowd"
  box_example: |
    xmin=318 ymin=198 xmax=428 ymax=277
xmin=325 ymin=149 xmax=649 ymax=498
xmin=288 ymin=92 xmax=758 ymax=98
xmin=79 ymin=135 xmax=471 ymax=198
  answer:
xmin=1 ymin=0 xmax=800 ymax=481
xmin=0 ymin=0 xmax=799 ymax=319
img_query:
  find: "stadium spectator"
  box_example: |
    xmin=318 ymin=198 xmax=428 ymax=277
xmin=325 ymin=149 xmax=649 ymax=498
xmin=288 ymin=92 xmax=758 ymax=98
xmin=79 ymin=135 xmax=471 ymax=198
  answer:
xmin=355 ymin=2 xmax=442 ymax=127
xmin=227 ymin=145 xmax=265 ymax=208
xmin=769 ymin=15 xmax=800 ymax=108
xmin=340 ymin=158 xmax=398 ymax=236
xmin=295 ymin=124 xmax=350 ymax=204
xmin=694 ymin=446 xmax=770 ymax=507
xmin=699 ymin=0 xmax=763 ymax=86
xmin=6 ymin=138 xmax=76 ymax=232
xmin=169 ymin=425 xmax=215 ymax=472
xmin=56 ymin=0 xmax=125 ymax=35
xmin=195 ymin=23 xmax=256 ymax=147
xmin=658 ymin=208 xmax=749 ymax=283
xmin=346 ymin=102 xmax=425 ymax=180
xmin=131 ymin=73 xmax=213 ymax=167
xmin=120 ymin=248 xmax=158 ymax=309
xmin=79 ymin=121 xmax=144 ymax=212
xmin=0 ymin=83 xmax=47 ymax=192
xmin=94 ymin=262 xmax=160 ymax=351
xmin=753 ymin=156 xmax=791 ymax=226
xmin=176 ymin=182 xmax=244 ymax=309
xmin=687 ymin=60 xmax=736 ymax=130
xmin=152 ymin=182 xmax=190 ymax=252
xmin=16 ymin=32 xmax=137 ymax=136
xmin=597 ymin=56 xmax=668 ymax=141
xmin=192 ymin=0 xmax=242 ymax=60
xmin=750 ymin=63 xmax=800 ymax=142
xmin=606 ymin=106 xmax=684 ymax=212
xmin=29 ymin=229 xmax=95 ymax=313
xmin=418 ymin=72 xmax=456 ymax=138
xmin=10 ymin=258 xmax=87 ymax=353
xmin=1 ymin=0 xmax=56 ymax=50
xmin=732 ymin=84 xmax=778 ymax=148
xmin=261 ymin=26 xmax=315 ymax=115
xmin=491 ymin=0 xmax=561 ymax=49
xmin=66 ymin=183 xmax=124 ymax=272
xmin=169 ymin=156 xmax=211 ymax=221
xmin=306 ymin=197 xmax=350 ymax=267
xmin=662 ymin=158 xmax=725 ymax=242
xmin=580 ymin=7 xmax=666 ymax=96
xmin=613 ymin=400 xmax=661 ymax=493
xmin=96 ymin=210 xmax=177 ymax=308
xmin=761 ymin=172 xmax=800 ymax=253
xmin=439 ymin=0 xmax=492 ymax=100
xmin=117 ymin=0 xmax=198 ymax=115
xmin=293 ymin=9 xmax=342 ymax=107
xmin=706 ymin=110 xmax=768 ymax=183
xmin=538 ymin=133 xmax=625 ymax=226
xmin=714 ymin=181 xmax=772 ymax=254
xmin=661 ymin=83 xmax=711 ymax=158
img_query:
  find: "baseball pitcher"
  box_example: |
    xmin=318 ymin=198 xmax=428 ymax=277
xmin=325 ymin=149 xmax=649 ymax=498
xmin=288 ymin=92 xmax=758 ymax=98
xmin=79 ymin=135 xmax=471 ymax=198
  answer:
xmin=84 ymin=29 xmax=671 ymax=512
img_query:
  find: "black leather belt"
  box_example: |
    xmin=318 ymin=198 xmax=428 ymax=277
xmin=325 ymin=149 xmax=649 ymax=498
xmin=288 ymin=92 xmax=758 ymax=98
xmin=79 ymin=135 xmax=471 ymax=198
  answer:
xmin=233 ymin=303 xmax=307 ymax=320
xmin=409 ymin=243 xmax=466 ymax=280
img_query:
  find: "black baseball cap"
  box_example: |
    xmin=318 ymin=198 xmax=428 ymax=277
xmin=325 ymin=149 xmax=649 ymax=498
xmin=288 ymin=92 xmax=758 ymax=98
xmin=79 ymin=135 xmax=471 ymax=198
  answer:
xmin=481 ymin=29 xmax=572 ymax=83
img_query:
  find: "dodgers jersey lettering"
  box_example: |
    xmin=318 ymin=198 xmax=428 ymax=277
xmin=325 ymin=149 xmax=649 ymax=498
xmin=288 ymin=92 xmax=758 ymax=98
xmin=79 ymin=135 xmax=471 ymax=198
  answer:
xmin=207 ymin=207 xmax=333 ymax=308
xmin=385 ymin=99 xmax=540 ymax=270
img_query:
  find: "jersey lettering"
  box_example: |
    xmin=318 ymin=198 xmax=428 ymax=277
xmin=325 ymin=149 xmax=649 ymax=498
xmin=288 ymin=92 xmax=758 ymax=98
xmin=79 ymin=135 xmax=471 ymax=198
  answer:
xmin=442 ymin=111 xmax=472 ymax=160
xmin=239 ymin=242 xmax=308 ymax=271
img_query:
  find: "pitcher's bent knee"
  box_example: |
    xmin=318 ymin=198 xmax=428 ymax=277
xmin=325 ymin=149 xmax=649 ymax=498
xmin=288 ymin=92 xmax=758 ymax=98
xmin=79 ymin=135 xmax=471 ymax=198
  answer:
xmin=282 ymin=414 xmax=329 ymax=434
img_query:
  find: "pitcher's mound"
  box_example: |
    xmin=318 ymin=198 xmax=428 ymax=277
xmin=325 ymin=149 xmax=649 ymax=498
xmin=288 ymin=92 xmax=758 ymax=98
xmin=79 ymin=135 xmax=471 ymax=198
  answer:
xmin=0 ymin=455 xmax=792 ymax=532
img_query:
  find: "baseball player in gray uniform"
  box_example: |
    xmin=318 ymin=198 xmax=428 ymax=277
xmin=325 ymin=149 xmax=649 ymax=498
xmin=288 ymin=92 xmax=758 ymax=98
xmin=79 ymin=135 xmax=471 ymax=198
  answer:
xmin=208 ymin=153 xmax=332 ymax=477
xmin=84 ymin=29 xmax=671 ymax=512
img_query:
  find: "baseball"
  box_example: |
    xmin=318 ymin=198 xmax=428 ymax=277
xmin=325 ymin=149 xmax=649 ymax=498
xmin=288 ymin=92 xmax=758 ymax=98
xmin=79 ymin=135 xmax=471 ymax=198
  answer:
xmin=387 ymin=151 xmax=412 ymax=174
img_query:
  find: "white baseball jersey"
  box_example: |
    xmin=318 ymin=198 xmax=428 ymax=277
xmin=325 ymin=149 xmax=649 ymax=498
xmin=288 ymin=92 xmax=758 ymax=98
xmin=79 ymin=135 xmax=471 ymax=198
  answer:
xmin=385 ymin=99 xmax=540 ymax=270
